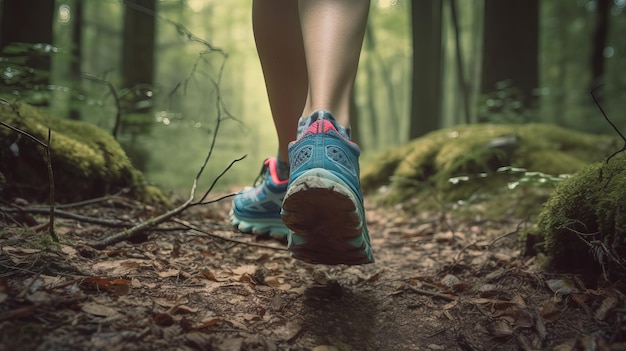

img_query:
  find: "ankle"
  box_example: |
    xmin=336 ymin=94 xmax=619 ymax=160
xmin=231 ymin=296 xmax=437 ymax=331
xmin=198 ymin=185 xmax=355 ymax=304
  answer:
xmin=276 ymin=158 xmax=290 ymax=180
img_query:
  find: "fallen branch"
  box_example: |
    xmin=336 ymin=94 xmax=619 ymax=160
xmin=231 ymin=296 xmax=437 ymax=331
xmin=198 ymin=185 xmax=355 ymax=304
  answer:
xmin=173 ymin=219 xmax=287 ymax=251
xmin=0 ymin=206 xmax=133 ymax=228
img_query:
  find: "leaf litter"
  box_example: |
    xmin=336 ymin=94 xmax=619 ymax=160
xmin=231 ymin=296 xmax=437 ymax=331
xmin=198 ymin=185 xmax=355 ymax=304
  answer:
xmin=0 ymin=196 xmax=625 ymax=350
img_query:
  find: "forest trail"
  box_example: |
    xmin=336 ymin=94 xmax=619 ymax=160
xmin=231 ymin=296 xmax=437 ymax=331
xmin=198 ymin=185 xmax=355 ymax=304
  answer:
xmin=0 ymin=195 xmax=622 ymax=350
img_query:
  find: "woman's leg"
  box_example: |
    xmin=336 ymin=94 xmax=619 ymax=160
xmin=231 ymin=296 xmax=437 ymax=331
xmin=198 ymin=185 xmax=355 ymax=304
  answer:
xmin=298 ymin=0 xmax=370 ymax=128
xmin=252 ymin=0 xmax=308 ymax=163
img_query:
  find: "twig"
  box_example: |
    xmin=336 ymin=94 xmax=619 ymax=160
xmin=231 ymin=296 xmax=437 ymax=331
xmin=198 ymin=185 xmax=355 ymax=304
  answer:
xmin=406 ymin=284 xmax=457 ymax=301
xmin=0 ymin=207 xmax=133 ymax=228
xmin=46 ymin=129 xmax=58 ymax=242
xmin=591 ymin=86 xmax=626 ymax=162
xmin=81 ymin=73 xmax=122 ymax=138
xmin=51 ymin=188 xmax=131 ymax=209
xmin=172 ymin=219 xmax=287 ymax=251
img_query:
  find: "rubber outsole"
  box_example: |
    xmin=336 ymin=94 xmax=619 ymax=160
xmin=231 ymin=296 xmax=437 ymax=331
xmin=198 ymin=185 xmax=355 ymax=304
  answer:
xmin=229 ymin=211 xmax=289 ymax=241
xmin=281 ymin=169 xmax=374 ymax=265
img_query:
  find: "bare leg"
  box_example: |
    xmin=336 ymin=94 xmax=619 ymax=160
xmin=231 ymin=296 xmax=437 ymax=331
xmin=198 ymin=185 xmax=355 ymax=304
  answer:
xmin=298 ymin=0 xmax=370 ymax=128
xmin=253 ymin=0 xmax=308 ymax=162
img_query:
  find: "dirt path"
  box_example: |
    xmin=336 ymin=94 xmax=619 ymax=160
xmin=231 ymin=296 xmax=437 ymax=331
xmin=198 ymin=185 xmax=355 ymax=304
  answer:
xmin=0 ymin=196 xmax=622 ymax=350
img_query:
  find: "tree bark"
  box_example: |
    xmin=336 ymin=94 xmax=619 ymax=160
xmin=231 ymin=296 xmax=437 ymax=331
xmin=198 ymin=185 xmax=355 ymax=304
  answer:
xmin=589 ymin=0 xmax=610 ymax=102
xmin=480 ymin=0 xmax=539 ymax=109
xmin=409 ymin=0 xmax=443 ymax=139
xmin=122 ymin=0 xmax=156 ymax=93
xmin=0 ymin=0 xmax=55 ymax=105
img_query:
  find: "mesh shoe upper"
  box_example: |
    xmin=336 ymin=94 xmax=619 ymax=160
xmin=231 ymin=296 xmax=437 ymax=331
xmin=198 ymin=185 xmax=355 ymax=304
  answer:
xmin=289 ymin=111 xmax=363 ymax=203
xmin=232 ymin=157 xmax=288 ymax=219
xmin=230 ymin=157 xmax=289 ymax=240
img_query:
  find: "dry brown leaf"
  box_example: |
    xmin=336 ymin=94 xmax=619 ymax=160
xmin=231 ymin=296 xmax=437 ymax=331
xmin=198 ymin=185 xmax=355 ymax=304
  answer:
xmin=541 ymin=300 xmax=562 ymax=322
xmin=92 ymin=259 xmax=149 ymax=276
xmin=594 ymin=296 xmax=617 ymax=321
xmin=81 ymin=302 xmax=119 ymax=317
xmin=197 ymin=317 xmax=224 ymax=329
xmin=153 ymin=312 xmax=174 ymax=326
xmin=157 ymin=268 xmax=180 ymax=278
xmin=2 ymin=246 xmax=42 ymax=255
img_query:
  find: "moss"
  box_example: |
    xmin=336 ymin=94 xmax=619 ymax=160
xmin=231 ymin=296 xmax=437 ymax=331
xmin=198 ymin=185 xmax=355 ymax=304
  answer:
xmin=362 ymin=123 xmax=618 ymax=206
xmin=0 ymin=102 xmax=165 ymax=204
xmin=537 ymin=155 xmax=626 ymax=278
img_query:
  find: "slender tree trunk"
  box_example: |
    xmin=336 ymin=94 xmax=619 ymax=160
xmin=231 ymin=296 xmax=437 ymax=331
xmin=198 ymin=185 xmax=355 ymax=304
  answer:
xmin=364 ymin=25 xmax=379 ymax=149
xmin=0 ymin=0 xmax=55 ymax=105
xmin=69 ymin=0 xmax=84 ymax=120
xmin=122 ymin=0 xmax=156 ymax=93
xmin=480 ymin=0 xmax=539 ymax=110
xmin=589 ymin=0 xmax=610 ymax=102
xmin=449 ymin=0 xmax=470 ymax=124
xmin=409 ymin=0 xmax=443 ymax=139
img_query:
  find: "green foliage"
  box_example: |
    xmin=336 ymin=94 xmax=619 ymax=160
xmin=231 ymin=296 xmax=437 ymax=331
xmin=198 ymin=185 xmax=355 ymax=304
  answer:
xmin=0 ymin=43 xmax=59 ymax=105
xmin=537 ymin=155 xmax=626 ymax=279
xmin=477 ymin=80 xmax=534 ymax=124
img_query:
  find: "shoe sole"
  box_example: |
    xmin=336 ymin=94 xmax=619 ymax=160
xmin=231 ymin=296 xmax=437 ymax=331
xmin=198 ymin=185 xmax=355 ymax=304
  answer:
xmin=281 ymin=168 xmax=373 ymax=265
xmin=229 ymin=211 xmax=289 ymax=241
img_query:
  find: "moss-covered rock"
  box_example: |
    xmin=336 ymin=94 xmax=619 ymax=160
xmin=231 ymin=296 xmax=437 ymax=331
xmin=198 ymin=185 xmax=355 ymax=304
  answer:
xmin=537 ymin=155 xmax=626 ymax=278
xmin=361 ymin=123 xmax=618 ymax=210
xmin=0 ymin=102 xmax=166 ymax=204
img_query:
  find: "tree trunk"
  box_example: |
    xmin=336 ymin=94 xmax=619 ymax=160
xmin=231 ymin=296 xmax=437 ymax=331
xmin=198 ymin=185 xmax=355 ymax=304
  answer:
xmin=409 ymin=0 xmax=443 ymax=139
xmin=0 ymin=0 xmax=55 ymax=105
xmin=69 ymin=0 xmax=84 ymax=120
xmin=480 ymin=0 xmax=539 ymax=110
xmin=122 ymin=0 xmax=156 ymax=94
xmin=589 ymin=0 xmax=610 ymax=102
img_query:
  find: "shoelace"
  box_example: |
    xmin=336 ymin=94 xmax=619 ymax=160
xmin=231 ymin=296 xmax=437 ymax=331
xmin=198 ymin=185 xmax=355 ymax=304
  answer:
xmin=253 ymin=159 xmax=270 ymax=187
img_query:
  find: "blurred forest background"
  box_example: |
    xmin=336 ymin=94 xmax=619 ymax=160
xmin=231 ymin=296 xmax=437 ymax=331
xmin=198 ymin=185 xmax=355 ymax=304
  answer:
xmin=1 ymin=0 xmax=625 ymax=195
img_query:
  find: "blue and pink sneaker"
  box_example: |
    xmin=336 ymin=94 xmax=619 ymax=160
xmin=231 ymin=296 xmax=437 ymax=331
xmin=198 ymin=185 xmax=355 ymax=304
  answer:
xmin=281 ymin=110 xmax=374 ymax=265
xmin=230 ymin=157 xmax=290 ymax=241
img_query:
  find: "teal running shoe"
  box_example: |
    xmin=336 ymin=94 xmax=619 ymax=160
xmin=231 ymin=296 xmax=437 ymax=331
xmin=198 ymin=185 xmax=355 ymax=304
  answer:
xmin=230 ymin=157 xmax=289 ymax=241
xmin=281 ymin=110 xmax=374 ymax=265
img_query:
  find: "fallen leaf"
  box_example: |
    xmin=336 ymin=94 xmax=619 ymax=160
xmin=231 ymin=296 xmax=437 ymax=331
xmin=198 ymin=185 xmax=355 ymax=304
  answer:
xmin=197 ymin=318 xmax=224 ymax=329
xmin=157 ymin=269 xmax=180 ymax=278
xmin=201 ymin=271 xmax=220 ymax=282
xmin=81 ymin=302 xmax=119 ymax=317
xmin=594 ymin=296 xmax=617 ymax=321
xmin=153 ymin=312 xmax=174 ymax=326
xmin=546 ymin=278 xmax=575 ymax=296
xmin=2 ymin=246 xmax=42 ymax=255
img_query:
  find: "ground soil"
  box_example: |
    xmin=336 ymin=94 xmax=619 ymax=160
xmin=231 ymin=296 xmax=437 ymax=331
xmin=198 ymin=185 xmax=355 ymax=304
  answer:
xmin=1 ymin=193 xmax=625 ymax=351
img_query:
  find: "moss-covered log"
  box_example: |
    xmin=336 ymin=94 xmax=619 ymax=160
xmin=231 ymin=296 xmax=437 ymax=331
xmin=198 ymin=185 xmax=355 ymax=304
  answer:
xmin=361 ymin=123 xmax=618 ymax=207
xmin=0 ymin=102 xmax=164 ymax=203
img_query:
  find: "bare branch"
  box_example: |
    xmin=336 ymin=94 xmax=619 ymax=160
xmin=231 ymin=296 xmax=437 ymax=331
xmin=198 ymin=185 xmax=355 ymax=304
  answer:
xmin=591 ymin=86 xmax=626 ymax=162
xmin=81 ymin=73 xmax=123 ymax=138
xmin=173 ymin=219 xmax=287 ymax=251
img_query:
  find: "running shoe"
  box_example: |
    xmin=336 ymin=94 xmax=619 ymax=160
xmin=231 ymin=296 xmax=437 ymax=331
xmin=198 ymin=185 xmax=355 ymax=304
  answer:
xmin=281 ymin=110 xmax=374 ymax=265
xmin=230 ymin=157 xmax=289 ymax=241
